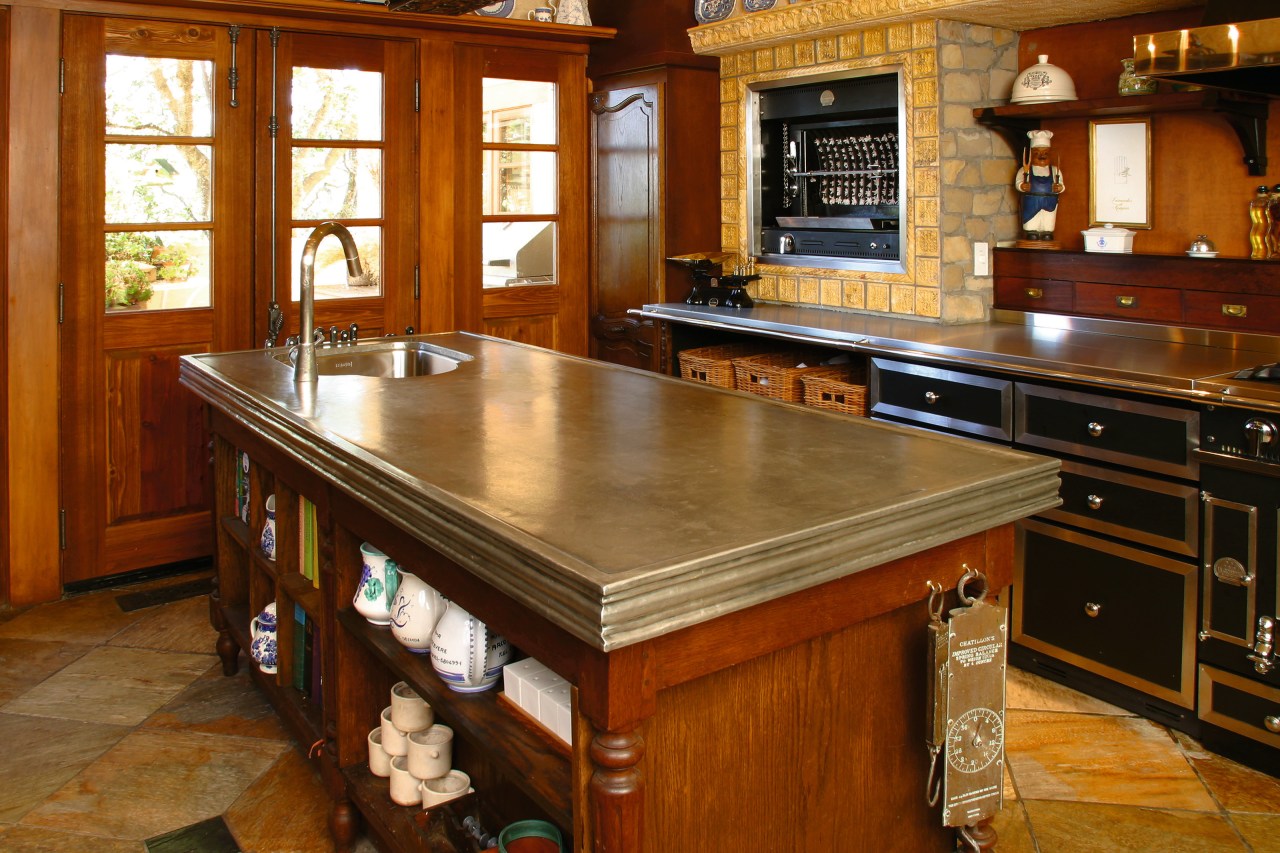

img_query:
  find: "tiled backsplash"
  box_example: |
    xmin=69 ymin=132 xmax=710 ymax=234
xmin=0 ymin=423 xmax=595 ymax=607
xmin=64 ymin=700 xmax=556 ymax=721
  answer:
xmin=703 ymin=13 xmax=1019 ymax=323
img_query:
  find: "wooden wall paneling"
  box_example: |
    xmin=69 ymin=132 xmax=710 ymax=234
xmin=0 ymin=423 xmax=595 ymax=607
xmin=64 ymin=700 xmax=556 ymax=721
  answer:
xmin=1017 ymin=10 xmax=1280 ymax=256
xmin=58 ymin=14 xmax=110 ymax=594
xmin=0 ymin=5 xmax=9 ymax=605
xmin=419 ymin=34 xmax=457 ymax=334
xmin=585 ymin=0 xmax=715 ymax=78
xmin=556 ymin=50 xmax=591 ymax=357
xmin=452 ymin=44 xmax=485 ymax=336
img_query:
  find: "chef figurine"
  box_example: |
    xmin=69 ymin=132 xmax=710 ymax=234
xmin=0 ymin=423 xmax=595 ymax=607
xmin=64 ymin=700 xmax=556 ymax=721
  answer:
xmin=1015 ymin=130 xmax=1065 ymax=248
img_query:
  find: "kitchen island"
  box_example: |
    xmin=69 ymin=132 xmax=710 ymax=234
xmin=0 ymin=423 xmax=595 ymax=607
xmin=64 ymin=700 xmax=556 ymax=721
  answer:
xmin=180 ymin=333 xmax=1060 ymax=852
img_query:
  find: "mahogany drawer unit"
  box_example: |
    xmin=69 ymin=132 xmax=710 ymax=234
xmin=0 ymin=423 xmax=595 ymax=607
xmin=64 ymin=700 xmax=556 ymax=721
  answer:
xmin=1015 ymin=383 xmax=1199 ymax=479
xmin=869 ymin=358 xmax=1013 ymax=440
xmin=1039 ymin=459 xmax=1199 ymax=557
xmin=1184 ymin=290 xmax=1280 ymax=335
xmin=1074 ymin=282 xmax=1184 ymax=324
xmin=994 ymin=276 xmax=1073 ymax=312
xmin=1014 ymin=519 xmax=1197 ymax=708
xmin=1198 ymin=665 xmax=1280 ymax=751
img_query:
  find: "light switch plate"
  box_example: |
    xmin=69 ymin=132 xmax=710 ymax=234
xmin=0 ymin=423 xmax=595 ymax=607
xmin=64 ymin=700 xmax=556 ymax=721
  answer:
xmin=974 ymin=241 xmax=990 ymax=276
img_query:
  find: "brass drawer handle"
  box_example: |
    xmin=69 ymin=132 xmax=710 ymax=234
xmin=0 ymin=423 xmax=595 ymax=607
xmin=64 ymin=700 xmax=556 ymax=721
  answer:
xmin=1086 ymin=494 xmax=1104 ymax=510
xmin=1084 ymin=602 xmax=1102 ymax=618
xmin=1087 ymin=421 xmax=1105 ymax=438
xmin=1266 ymin=715 xmax=1280 ymax=734
xmin=924 ymin=391 xmax=940 ymax=405
xmin=1222 ymin=303 xmax=1248 ymax=318
xmin=1024 ymin=287 xmax=1044 ymax=300
xmin=1115 ymin=295 xmax=1138 ymax=308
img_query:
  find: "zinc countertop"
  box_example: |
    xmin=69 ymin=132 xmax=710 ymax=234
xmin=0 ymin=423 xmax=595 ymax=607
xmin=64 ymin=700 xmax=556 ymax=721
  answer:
xmin=180 ymin=332 xmax=1060 ymax=651
xmin=636 ymin=303 xmax=1280 ymax=407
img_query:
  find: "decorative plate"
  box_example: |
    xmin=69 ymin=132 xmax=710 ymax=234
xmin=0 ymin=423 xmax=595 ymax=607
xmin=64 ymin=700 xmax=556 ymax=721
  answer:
xmin=474 ymin=0 xmax=516 ymax=16
xmin=694 ymin=0 xmax=736 ymax=24
xmin=743 ymin=0 xmax=775 ymax=10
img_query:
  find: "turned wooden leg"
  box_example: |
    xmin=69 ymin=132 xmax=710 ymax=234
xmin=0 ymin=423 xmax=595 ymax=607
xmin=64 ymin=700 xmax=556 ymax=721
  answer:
xmin=209 ymin=595 xmax=241 ymax=676
xmin=589 ymin=729 xmax=645 ymax=852
xmin=330 ymin=798 xmax=359 ymax=853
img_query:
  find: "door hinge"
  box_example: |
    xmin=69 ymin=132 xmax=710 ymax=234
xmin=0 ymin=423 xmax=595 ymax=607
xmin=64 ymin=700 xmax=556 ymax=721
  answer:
xmin=414 ymin=79 xmax=420 ymax=113
xmin=58 ymin=282 xmax=64 ymax=324
xmin=414 ymin=265 xmax=420 ymax=300
xmin=59 ymin=509 xmax=67 ymax=551
xmin=58 ymin=58 xmax=65 ymax=95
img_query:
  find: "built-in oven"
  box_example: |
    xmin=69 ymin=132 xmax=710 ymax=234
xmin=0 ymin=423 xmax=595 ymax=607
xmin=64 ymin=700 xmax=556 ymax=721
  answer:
xmin=751 ymin=70 xmax=904 ymax=272
xmin=1197 ymin=402 xmax=1280 ymax=773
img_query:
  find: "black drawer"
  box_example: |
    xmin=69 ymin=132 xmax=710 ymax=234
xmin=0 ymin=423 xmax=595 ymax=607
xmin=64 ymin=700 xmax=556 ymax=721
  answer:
xmin=1198 ymin=665 xmax=1280 ymax=750
xmin=1014 ymin=519 xmax=1196 ymax=708
xmin=1039 ymin=460 xmax=1199 ymax=556
xmin=869 ymin=359 xmax=1012 ymax=440
xmin=1015 ymin=384 xmax=1198 ymax=479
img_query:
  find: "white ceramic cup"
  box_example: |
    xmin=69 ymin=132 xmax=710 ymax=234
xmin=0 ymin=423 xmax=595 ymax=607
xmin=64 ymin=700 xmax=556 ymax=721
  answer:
xmin=389 ymin=756 xmax=422 ymax=806
xmin=407 ymin=723 xmax=453 ymax=781
xmin=528 ymin=6 xmax=554 ymax=22
xmin=367 ymin=727 xmax=392 ymax=778
xmin=420 ymin=769 xmax=471 ymax=809
xmin=390 ymin=681 xmax=433 ymax=733
xmin=380 ymin=706 xmax=408 ymax=757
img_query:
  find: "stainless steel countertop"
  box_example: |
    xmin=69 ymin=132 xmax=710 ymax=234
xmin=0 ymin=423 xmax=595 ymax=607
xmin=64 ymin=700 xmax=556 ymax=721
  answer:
xmin=180 ymin=333 xmax=1060 ymax=651
xmin=636 ymin=303 xmax=1280 ymax=409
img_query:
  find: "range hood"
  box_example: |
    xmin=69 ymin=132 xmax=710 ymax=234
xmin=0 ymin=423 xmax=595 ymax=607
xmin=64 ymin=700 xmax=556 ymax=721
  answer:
xmin=1133 ymin=2 xmax=1280 ymax=97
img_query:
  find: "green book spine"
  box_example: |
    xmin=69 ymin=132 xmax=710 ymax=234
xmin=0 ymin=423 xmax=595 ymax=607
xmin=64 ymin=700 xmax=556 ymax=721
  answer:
xmin=292 ymin=604 xmax=307 ymax=693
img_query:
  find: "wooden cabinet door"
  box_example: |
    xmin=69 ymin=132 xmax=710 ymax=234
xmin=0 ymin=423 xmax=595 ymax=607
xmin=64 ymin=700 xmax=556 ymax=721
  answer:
xmin=589 ymin=84 xmax=662 ymax=371
xmin=60 ymin=17 xmax=254 ymax=582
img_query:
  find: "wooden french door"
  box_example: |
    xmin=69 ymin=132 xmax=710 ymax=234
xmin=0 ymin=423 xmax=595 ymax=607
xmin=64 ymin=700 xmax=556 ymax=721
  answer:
xmin=455 ymin=46 xmax=588 ymax=356
xmin=253 ymin=31 xmax=417 ymax=345
xmin=60 ymin=16 xmax=253 ymax=583
xmin=59 ymin=17 xmax=417 ymax=584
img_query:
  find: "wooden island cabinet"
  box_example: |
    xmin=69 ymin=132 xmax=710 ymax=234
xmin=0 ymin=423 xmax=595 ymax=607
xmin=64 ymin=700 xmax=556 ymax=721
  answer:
xmin=182 ymin=333 xmax=1059 ymax=851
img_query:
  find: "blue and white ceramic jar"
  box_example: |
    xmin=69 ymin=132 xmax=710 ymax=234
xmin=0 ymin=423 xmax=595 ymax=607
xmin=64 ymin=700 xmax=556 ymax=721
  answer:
xmin=250 ymin=601 xmax=278 ymax=674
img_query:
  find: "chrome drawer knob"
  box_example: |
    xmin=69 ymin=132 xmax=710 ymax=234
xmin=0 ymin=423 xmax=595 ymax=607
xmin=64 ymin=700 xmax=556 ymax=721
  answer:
xmin=1086 ymin=494 xmax=1104 ymax=511
xmin=1084 ymin=602 xmax=1102 ymax=618
xmin=1266 ymin=715 xmax=1280 ymax=734
xmin=924 ymin=391 xmax=940 ymax=405
xmin=1087 ymin=421 xmax=1105 ymax=438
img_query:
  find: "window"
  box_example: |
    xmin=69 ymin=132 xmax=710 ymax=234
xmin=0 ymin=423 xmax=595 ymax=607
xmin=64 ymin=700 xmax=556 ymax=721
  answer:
xmin=289 ymin=63 xmax=384 ymax=301
xmin=103 ymin=54 xmax=214 ymax=311
xmin=481 ymin=78 xmax=557 ymax=289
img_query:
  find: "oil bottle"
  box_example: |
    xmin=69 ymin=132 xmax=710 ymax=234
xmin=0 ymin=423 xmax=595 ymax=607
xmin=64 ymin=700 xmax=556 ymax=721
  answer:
xmin=1268 ymin=184 xmax=1280 ymax=258
xmin=1249 ymin=185 xmax=1269 ymax=259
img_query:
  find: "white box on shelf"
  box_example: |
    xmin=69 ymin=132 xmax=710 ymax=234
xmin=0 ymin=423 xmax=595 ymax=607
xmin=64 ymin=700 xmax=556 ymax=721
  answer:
xmin=502 ymin=657 xmax=549 ymax=706
xmin=538 ymin=682 xmax=572 ymax=745
xmin=521 ymin=669 xmax=564 ymax=714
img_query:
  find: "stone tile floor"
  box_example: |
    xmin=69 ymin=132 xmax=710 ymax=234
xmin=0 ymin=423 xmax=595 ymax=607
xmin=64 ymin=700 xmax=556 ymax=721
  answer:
xmin=0 ymin=569 xmax=1276 ymax=852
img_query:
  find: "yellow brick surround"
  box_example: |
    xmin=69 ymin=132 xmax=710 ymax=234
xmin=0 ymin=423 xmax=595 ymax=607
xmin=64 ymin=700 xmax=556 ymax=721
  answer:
xmin=717 ymin=20 xmax=943 ymax=319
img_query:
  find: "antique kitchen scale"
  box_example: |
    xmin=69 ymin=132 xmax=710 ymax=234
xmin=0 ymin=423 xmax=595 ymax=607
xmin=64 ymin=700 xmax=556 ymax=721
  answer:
xmin=666 ymin=252 xmax=757 ymax=309
xmin=925 ymin=565 xmax=1008 ymax=852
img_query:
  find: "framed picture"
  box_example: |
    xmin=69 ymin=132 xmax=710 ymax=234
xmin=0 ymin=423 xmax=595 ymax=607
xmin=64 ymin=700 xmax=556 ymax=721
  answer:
xmin=1089 ymin=118 xmax=1152 ymax=229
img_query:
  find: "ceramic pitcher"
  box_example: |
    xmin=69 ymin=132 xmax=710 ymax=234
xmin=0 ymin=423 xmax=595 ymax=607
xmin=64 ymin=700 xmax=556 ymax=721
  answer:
xmin=250 ymin=601 xmax=278 ymax=674
xmin=553 ymin=0 xmax=589 ymax=25
xmin=430 ymin=601 xmax=511 ymax=692
xmin=389 ymin=571 xmax=447 ymax=654
xmin=354 ymin=542 xmax=400 ymax=626
xmin=260 ymin=495 xmax=277 ymax=560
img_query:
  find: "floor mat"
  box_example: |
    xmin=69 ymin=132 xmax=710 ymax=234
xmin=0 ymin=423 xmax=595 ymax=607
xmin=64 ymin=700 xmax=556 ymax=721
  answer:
xmin=144 ymin=816 xmax=241 ymax=853
xmin=115 ymin=576 xmax=213 ymax=613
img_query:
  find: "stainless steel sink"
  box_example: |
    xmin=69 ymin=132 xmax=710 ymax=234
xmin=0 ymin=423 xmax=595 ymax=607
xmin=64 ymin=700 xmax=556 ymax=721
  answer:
xmin=273 ymin=340 xmax=470 ymax=378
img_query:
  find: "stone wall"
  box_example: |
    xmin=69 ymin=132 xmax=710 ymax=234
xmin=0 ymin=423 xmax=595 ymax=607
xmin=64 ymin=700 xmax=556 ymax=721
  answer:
xmin=715 ymin=17 xmax=1019 ymax=324
xmin=936 ymin=20 xmax=1020 ymax=323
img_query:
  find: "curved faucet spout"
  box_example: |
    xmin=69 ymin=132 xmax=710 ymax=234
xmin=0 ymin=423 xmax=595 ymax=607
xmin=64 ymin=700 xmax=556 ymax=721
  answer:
xmin=295 ymin=221 xmax=365 ymax=383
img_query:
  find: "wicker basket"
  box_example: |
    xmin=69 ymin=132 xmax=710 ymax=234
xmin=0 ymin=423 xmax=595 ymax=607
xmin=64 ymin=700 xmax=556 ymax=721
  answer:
xmin=731 ymin=350 xmax=842 ymax=403
xmin=802 ymin=364 xmax=869 ymax=417
xmin=678 ymin=342 xmax=776 ymax=389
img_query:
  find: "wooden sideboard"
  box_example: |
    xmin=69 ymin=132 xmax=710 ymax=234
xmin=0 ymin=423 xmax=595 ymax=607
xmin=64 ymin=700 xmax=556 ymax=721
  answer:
xmin=994 ymin=247 xmax=1280 ymax=334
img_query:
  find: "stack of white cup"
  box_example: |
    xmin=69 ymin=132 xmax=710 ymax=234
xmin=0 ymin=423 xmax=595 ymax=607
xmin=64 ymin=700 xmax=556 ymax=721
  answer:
xmin=368 ymin=681 xmax=472 ymax=809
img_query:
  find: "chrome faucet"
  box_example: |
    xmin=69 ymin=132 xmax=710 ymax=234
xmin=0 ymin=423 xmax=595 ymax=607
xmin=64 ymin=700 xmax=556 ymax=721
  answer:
xmin=295 ymin=222 xmax=364 ymax=383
